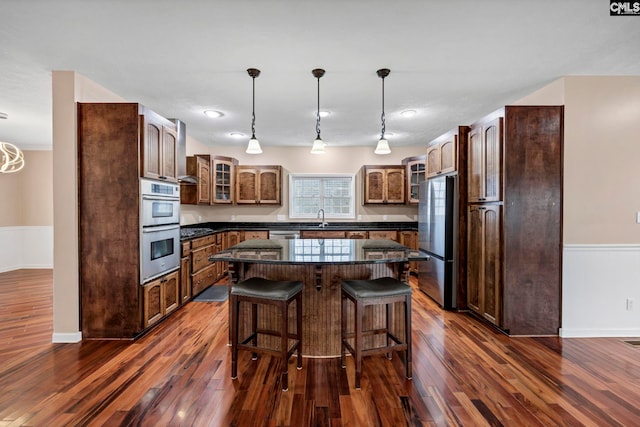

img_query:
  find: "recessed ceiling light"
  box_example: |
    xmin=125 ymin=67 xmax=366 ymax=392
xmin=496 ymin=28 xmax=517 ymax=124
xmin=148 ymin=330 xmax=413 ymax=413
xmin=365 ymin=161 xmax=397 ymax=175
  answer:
xmin=229 ymin=132 xmax=246 ymax=139
xmin=204 ymin=110 xmax=223 ymax=118
xmin=400 ymin=109 xmax=417 ymax=118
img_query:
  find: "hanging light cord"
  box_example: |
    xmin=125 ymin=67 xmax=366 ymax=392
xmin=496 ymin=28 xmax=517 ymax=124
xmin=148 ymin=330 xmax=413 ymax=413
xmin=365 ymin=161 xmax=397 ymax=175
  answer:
xmin=316 ymin=75 xmax=321 ymax=140
xmin=251 ymin=75 xmax=256 ymax=139
xmin=380 ymin=75 xmax=386 ymax=139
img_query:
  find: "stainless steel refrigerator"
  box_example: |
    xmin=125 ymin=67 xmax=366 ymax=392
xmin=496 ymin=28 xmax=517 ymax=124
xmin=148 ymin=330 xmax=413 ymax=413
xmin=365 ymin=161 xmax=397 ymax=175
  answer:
xmin=418 ymin=174 xmax=458 ymax=309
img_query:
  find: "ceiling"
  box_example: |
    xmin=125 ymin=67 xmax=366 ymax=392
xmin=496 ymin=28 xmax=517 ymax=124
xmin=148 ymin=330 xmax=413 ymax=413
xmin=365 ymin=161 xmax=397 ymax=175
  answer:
xmin=1 ymin=0 xmax=639 ymax=151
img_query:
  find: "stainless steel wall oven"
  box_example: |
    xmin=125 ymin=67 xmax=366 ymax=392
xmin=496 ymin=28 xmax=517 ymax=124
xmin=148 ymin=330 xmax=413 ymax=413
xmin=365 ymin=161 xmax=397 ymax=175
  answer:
xmin=140 ymin=179 xmax=180 ymax=284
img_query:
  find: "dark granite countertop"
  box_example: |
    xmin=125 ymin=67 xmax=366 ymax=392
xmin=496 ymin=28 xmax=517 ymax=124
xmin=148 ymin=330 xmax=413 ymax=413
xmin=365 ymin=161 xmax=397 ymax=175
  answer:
xmin=209 ymin=238 xmax=429 ymax=265
xmin=180 ymin=221 xmax=418 ymax=241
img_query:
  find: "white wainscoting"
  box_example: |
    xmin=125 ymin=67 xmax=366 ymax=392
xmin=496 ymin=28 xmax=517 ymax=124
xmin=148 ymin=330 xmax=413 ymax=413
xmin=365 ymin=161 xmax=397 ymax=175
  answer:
xmin=0 ymin=226 xmax=54 ymax=272
xmin=561 ymin=244 xmax=640 ymax=337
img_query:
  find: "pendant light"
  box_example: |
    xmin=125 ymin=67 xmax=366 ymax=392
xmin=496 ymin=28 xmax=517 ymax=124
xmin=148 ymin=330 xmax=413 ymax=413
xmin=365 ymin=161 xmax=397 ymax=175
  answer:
xmin=0 ymin=141 xmax=25 ymax=173
xmin=310 ymin=68 xmax=326 ymax=154
xmin=246 ymin=68 xmax=262 ymax=154
xmin=374 ymin=68 xmax=391 ymax=155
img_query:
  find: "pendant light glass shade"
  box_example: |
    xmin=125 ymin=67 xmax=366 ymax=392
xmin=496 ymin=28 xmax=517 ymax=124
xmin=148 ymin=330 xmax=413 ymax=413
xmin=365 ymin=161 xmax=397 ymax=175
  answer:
xmin=246 ymin=137 xmax=262 ymax=154
xmin=310 ymin=137 xmax=326 ymax=154
xmin=311 ymin=68 xmax=326 ymax=154
xmin=374 ymin=138 xmax=391 ymax=155
xmin=375 ymin=68 xmax=391 ymax=155
xmin=246 ymin=68 xmax=262 ymax=154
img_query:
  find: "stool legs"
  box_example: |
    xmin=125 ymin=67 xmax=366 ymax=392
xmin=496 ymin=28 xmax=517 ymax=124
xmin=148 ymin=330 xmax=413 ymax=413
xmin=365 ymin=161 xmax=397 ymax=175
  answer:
xmin=230 ymin=294 xmax=239 ymax=380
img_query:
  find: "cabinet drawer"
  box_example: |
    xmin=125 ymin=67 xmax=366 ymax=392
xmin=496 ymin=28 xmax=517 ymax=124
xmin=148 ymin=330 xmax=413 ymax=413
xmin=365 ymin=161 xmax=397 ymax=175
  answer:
xmin=191 ymin=264 xmax=218 ymax=296
xmin=191 ymin=234 xmax=216 ymax=249
xmin=243 ymin=230 xmax=269 ymax=240
xmin=346 ymin=231 xmax=368 ymax=239
xmin=191 ymin=244 xmax=215 ymax=272
xmin=300 ymin=230 xmax=347 ymax=239
xmin=368 ymin=230 xmax=398 ymax=241
xmin=181 ymin=241 xmax=191 ymax=257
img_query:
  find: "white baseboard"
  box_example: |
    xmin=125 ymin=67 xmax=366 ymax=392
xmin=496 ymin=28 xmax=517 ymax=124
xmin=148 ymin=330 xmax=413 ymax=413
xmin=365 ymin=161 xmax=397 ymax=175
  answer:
xmin=0 ymin=226 xmax=53 ymax=272
xmin=560 ymin=328 xmax=640 ymax=338
xmin=52 ymin=332 xmax=82 ymax=343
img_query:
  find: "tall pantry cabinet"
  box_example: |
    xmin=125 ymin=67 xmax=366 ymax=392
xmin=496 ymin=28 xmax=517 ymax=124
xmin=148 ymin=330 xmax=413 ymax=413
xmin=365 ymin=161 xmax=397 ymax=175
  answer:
xmin=77 ymin=102 xmax=178 ymax=339
xmin=467 ymin=106 xmax=563 ymax=335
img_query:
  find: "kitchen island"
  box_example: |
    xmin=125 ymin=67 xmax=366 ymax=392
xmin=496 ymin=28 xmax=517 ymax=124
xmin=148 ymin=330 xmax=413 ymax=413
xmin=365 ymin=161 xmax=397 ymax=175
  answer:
xmin=210 ymin=238 xmax=428 ymax=357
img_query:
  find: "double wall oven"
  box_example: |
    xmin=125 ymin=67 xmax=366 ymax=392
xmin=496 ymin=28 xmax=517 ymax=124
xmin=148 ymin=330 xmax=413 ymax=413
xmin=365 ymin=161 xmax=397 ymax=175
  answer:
xmin=140 ymin=179 xmax=180 ymax=284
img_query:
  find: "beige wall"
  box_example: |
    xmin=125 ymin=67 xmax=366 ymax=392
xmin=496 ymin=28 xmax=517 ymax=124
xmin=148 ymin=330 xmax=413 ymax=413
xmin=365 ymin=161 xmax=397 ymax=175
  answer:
xmin=52 ymin=71 xmax=126 ymax=340
xmin=516 ymin=76 xmax=640 ymax=244
xmin=180 ymin=145 xmax=423 ymax=225
xmin=0 ymin=150 xmax=53 ymax=227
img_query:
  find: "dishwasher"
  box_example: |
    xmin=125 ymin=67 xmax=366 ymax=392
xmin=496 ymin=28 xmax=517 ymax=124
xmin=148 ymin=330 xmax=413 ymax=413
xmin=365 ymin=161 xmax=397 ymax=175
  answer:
xmin=269 ymin=230 xmax=300 ymax=239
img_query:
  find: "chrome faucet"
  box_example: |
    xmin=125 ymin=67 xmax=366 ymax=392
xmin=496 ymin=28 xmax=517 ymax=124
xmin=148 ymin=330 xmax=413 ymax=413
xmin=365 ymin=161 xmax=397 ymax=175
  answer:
xmin=317 ymin=208 xmax=328 ymax=228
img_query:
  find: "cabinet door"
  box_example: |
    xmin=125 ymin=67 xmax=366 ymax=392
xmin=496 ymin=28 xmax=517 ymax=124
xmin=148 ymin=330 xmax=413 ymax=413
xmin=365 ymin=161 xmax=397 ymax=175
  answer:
xmin=407 ymin=159 xmax=425 ymax=204
xmin=426 ymin=144 xmax=441 ymax=178
xmin=257 ymin=167 xmax=281 ymax=204
xmin=142 ymin=278 xmax=164 ymax=328
xmin=197 ymin=157 xmax=211 ymax=204
xmin=236 ymin=167 xmax=258 ymax=203
xmin=439 ymin=137 xmax=457 ymax=175
xmin=142 ymin=117 xmax=163 ymax=180
xmin=180 ymin=256 xmax=191 ymax=304
xmin=227 ymin=231 xmax=241 ymax=247
xmin=467 ymin=204 xmax=502 ymax=325
xmin=346 ymin=231 xmax=368 ymax=239
xmin=243 ymin=230 xmax=269 ymax=240
xmin=386 ymin=168 xmax=406 ymax=203
xmin=300 ymin=230 xmax=346 ymax=239
xmin=213 ymin=158 xmax=234 ymax=204
xmin=364 ymin=168 xmax=386 ymax=203
xmin=398 ymin=230 xmax=418 ymax=273
xmin=469 ymin=118 xmax=503 ymax=203
xmin=161 ymin=126 xmax=178 ymax=181
xmin=163 ymin=271 xmax=180 ymax=315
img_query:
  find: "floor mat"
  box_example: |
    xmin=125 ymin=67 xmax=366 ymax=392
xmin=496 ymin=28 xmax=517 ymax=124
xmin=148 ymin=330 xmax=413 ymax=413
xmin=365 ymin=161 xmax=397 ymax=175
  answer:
xmin=193 ymin=285 xmax=228 ymax=302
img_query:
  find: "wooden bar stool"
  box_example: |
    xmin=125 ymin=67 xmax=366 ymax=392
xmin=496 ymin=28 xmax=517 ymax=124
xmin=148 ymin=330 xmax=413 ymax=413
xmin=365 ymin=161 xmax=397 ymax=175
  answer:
xmin=230 ymin=277 xmax=303 ymax=391
xmin=341 ymin=277 xmax=412 ymax=389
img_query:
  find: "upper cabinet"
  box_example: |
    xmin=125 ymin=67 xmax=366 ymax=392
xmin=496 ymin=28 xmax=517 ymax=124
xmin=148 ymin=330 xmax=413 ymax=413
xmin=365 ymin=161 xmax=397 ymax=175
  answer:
xmin=426 ymin=134 xmax=457 ymax=178
xmin=468 ymin=116 xmax=503 ymax=203
xmin=212 ymin=156 xmax=238 ymax=204
xmin=235 ymin=165 xmax=282 ymax=205
xmin=181 ymin=155 xmax=211 ymax=205
xmin=362 ymin=165 xmax=406 ymax=204
xmin=402 ymin=155 xmax=426 ymax=204
xmin=141 ymin=109 xmax=178 ymax=182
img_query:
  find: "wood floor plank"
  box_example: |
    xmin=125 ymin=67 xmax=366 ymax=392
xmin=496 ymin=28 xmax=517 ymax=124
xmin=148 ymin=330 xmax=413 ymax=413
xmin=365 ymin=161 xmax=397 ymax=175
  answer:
xmin=1 ymin=269 xmax=640 ymax=426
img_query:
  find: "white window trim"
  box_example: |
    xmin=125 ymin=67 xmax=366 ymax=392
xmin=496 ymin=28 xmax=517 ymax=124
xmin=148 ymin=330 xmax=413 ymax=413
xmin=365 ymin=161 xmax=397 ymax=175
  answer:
xmin=288 ymin=173 xmax=356 ymax=219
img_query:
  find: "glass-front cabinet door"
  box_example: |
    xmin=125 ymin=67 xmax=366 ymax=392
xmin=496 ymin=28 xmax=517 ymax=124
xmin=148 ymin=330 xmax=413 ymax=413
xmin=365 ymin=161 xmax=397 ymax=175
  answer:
xmin=212 ymin=156 xmax=237 ymax=204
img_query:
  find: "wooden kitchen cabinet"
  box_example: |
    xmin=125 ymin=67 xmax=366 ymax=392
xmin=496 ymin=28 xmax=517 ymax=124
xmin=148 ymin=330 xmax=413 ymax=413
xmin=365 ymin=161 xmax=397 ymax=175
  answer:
xmin=242 ymin=230 xmax=269 ymax=240
xmin=142 ymin=270 xmax=180 ymax=328
xmin=346 ymin=231 xmax=368 ymax=239
xmin=141 ymin=109 xmax=178 ymax=182
xmin=368 ymin=230 xmax=398 ymax=241
xmin=426 ymin=135 xmax=457 ymax=178
xmin=235 ymin=165 xmax=282 ymax=204
xmin=180 ymin=241 xmax=191 ymax=304
xmin=190 ymin=234 xmax=220 ymax=296
xmin=363 ymin=165 xmax=405 ymax=204
xmin=78 ymin=102 xmax=183 ymax=339
xmin=227 ymin=231 xmax=241 ymax=247
xmin=468 ymin=115 xmax=503 ymax=203
xmin=466 ymin=106 xmax=563 ymax=335
xmin=181 ymin=155 xmax=211 ymax=205
xmin=212 ymin=156 xmax=238 ymax=204
xmin=402 ymin=155 xmax=426 ymax=204
xmin=398 ymin=230 xmax=419 ymax=274
xmin=467 ymin=204 xmax=502 ymax=325
xmin=300 ymin=230 xmax=346 ymax=239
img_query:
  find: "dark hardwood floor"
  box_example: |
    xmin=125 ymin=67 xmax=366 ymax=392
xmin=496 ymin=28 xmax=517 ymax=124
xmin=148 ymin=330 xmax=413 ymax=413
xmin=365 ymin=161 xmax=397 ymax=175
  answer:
xmin=1 ymin=269 xmax=639 ymax=426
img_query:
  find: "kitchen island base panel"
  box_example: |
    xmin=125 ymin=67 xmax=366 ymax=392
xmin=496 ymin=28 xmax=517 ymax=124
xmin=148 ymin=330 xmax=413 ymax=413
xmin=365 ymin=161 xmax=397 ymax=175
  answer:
xmin=231 ymin=262 xmax=408 ymax=357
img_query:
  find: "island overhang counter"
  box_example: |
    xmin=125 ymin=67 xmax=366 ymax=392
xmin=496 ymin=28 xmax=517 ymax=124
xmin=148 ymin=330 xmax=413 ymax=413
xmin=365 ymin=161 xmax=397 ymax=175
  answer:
xmin=210 ymin=238 xmax=428 ymax=357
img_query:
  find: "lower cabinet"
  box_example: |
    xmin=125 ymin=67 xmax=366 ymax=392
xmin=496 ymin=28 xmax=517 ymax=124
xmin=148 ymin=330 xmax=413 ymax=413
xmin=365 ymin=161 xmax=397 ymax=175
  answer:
xmin=467 ymin=204 xmax=502 ymax=325
xmin=142 ymin=270 xmax=180 ymax=329
xmin=398 ymin=230 xmax=418 ymax=274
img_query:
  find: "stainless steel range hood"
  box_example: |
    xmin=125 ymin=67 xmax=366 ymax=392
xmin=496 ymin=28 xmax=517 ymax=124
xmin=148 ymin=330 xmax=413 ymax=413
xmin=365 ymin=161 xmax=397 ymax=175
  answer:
xmin=170 ymin=118 xmax=198 ymax=184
